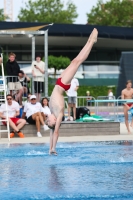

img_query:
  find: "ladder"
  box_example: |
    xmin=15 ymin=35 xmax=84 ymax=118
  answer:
xmin=0 ymin=47 xmax=10 ymax=141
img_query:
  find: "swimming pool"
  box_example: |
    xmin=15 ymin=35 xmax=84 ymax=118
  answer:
xmin=118 ymin=114 xmax=132 ymax=122
xmin=0 ymin=141 xmax=133 ymax=200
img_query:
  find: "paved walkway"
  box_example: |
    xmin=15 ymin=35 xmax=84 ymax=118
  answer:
xmin=0 ymin=122 xmax=133 ymax=144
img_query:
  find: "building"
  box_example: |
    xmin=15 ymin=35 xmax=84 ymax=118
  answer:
xmin=0 ymin=21 xmax=133 ymax=83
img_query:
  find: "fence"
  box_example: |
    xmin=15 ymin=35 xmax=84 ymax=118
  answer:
xmin=0 ymin=75 xmax=45 ymax=101
xmin=1 ymin=77 xmax=133 ymax=122
xmin=90 ymin=98 xmax=133 ymax=122
xmin=63 ymin=97 xmax=128 ymax=121
xmin=95 ymin=96 xmax=116 ymax=121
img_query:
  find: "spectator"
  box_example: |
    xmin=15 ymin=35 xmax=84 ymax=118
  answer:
xmin=66 ymin=77 xmax=79 ymax=121
xmin=41 ymin=97 xmax=51 ymax=120
xmin=18 ymin=70 xmax=30 ymax=95
xmin=24 ymin=93 xmax=32 ymax=106
xmin=15 ymin=70 xmax=30 ymax=106
xmin=86 ymin=91 xmax=92 ymax=106
xmin=31 ymin=54 xmax=45 ymax=102
xmin=108 ymin=89 xmax=114 ymax=106
xmin=0 ymin=94 xmax=26 ymax=138
xmin=6 ymin=52 xmax=22 ymax=97
xmin=22 ymin=95 xmax=49 ymax=137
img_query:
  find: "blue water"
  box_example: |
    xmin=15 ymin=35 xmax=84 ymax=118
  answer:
xmin=118 ymin=114 xmax=132 ymax=122
xmin=0 ymin=141 xmax=133 ymax=200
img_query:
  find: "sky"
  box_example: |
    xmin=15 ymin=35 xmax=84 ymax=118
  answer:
xmin=0 ymin=0 xmax=107 ymax=24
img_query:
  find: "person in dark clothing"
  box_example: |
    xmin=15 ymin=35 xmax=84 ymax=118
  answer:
xmin=6 ymin=52 xmax=22 ymax=96
xmin=16 ymin=70 xmax=30 ymax=102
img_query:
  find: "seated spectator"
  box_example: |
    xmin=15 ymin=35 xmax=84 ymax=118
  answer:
xmin=0 ymin=94 xmax=26 ymax=138
xmin=86 ymin=91 xmax=92 ymax=106
xmin=15 ymin=70 xmax=30 ymax=107
xmin=22 ymin=95 xmax=49 ymax=137
xmin=24 ymin=93 xmax=32 ymax=106
xmin=41 ymin=97 xmax=51 ymax=116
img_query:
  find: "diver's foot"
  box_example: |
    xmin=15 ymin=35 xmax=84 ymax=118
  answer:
xmin=89 ymin=28 xmax=98 ymax=44
xmin=49 ymin=150 xmax=57 ymax=156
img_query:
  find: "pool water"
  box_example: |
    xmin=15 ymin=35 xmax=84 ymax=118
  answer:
xmin=0 ymin=141 xmax=133 ymax=200
xmin=118 ymin=114 xmax=132 ymax=122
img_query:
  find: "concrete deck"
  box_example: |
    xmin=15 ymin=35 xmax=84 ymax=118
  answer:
xmin=0 ymin=122 xmax=132 ymax=144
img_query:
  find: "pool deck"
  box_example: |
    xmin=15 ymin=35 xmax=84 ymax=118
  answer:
xmin=0 ymin=122 xmax=132 ymax=144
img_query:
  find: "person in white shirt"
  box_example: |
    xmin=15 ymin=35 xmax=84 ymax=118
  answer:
xmin=0 ymin=94 xmax=26 ymax=138
xmin=41 ymin=97 xmax=51 ymax=117
xmin=22 ymin=95 xmax=49 ymax=137
xmin=31 ymin=54 xmax=45 ymax=102
xmin=66 ymin=78 xmax=79 ymax=120
xmin=108 ymin=89 xmax=114 ymax=106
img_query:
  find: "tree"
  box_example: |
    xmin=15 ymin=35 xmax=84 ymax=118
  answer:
xmin=0 ymin=9 xmax=9 ymax=21
xmin=87 ymin=0 xmax=133 ymax=27
xmin=48 ymin=55 xmax=70 ymax=76
xmin=17 ymin=0 xmax=78 ymax=24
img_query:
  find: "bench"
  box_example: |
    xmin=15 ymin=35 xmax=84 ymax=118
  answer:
xmin=0 ymin=121 xmax=120 ymax=138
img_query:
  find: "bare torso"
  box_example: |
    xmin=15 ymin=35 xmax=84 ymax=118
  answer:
xmin=49 ymin=85 xmax=65 ymax=118
xmin=122 ymin=88 xmax=133 ymax=99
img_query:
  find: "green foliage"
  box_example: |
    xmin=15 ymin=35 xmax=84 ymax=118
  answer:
xmin=48 ymin=78 xmax=55 ymax=95
xmin=0 ymin=9 xmax=9 ymax=21
xmin=78 ymin=85 xmax=116 ymax=98
xmin=87 ymin=0 xmax=133 ymax=27
xmin=47 ymin=79 xmax=116 ymax=98
xmin=18 ymin=0 xmax=78 ymax=23
xmin=48 ymin=55 xmax=70 ymax=75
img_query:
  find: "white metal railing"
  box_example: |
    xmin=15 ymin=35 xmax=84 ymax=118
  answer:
xmin=96 ymin=96 xmax=116 ymax=120
xmin=87 ymin=98 xmax=133 ymax=122
xmin=0 ymin=75 xmax=45 ymax=98
xmin=1 ymin=76 xmax=132 ymax=122
xmin=0 ymin=58 xmax=10 ymax=141
xmin=64 ymin=96 xmax=96 ymax=106
xmin=63 ymin=96 xmax=128 ymax=121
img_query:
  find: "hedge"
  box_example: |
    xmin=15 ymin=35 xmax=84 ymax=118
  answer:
xmin=48 ymin=84 xmax=116 ymax=98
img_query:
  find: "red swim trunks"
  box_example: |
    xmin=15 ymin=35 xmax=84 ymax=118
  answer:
xmin=56 ymin=78 xmax=71 ymax=91
xmin=2 ymin=117 xmax=20 ymax=126
xmin=127 ymin=103 xmax=133 ymax=107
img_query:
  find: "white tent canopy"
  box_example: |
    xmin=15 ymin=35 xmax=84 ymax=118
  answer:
xmin=0 ymin=24 xmax=53 ymax=96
